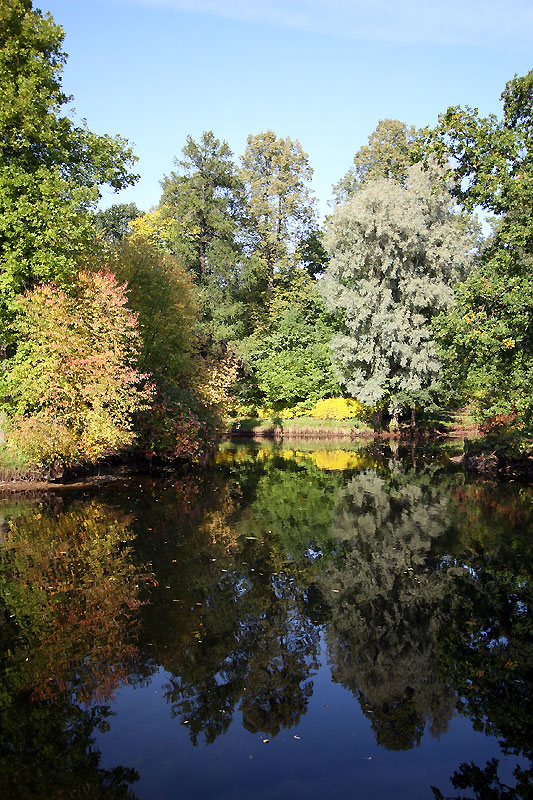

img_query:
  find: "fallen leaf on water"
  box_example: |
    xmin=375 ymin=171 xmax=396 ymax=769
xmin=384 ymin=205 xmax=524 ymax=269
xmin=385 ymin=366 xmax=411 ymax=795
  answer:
xmin=293 ymin=735 xmax=301 ymax=740
xmin=262 ymin=738 xmax=270 ymax=744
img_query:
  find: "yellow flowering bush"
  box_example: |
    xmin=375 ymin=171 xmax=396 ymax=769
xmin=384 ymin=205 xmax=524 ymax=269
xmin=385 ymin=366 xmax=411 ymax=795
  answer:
xmin=307 ymin=397 xmax=367 ymax=420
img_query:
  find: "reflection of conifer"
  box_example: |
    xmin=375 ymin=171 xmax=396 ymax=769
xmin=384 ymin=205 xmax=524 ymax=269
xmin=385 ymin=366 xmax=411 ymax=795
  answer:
xmin=320 ymin=468 xmax=457 ymax=750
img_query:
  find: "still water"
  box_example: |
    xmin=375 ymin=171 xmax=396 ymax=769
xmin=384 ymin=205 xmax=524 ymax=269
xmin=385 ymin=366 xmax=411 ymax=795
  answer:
xmin=0 ymin=440 xmax=531 ymax=799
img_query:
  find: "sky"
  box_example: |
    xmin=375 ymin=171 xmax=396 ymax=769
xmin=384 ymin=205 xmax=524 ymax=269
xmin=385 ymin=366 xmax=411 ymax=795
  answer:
xmin=42 ymin=0 xmax=532 ymax=218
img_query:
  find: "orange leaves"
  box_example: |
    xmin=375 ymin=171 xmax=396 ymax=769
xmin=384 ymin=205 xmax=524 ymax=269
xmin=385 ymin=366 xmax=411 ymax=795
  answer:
xmin=2 ymin=269 xmax=154 ymax=466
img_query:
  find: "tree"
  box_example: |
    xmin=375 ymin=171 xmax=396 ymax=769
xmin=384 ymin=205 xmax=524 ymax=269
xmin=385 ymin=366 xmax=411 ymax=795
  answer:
xmin=332 ymin=119 xmax=418 ymax=203
xmin=0 ymin=270 xmax=152 ymax=467
xmin=241 ymin=131 xmax=316 ymax=291
xmin=158 ymin=131 xmax=262 ymax=342
xmin=239 ymin=268 xmax=341 ymax=409
xmin=418 ymin=70 xmax=533 ymax=438
xmin=94 ymin=203 xmax=143 ymax=242
xmin=160 ymin=131 xmax=244 ymax=282
xmin=106 ymin=235 xmax=198 ymax=386
xmin=321 ymin=164 xmax=478 ymax=426
xmin=0 ymin=0 xmax=137 ymax=333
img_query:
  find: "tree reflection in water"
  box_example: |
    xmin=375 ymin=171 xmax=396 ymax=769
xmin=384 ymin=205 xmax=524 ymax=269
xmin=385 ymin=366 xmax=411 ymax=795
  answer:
xmin=0 ymin=444 xmax=531 ymax=798
xmin=319 ymin=465 xmax=457 ymax=750
xmin=432 ymin=482 xmax=533 ymax=799
xmin=0 ymin=499 xmax=151 ymax=798
xmin=151 ymin=455 xmax=335 ymax=743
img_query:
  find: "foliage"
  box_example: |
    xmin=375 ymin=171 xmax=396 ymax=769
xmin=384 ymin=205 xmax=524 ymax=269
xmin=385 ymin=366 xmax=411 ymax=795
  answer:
xmin=106 ymin=235 xmax=198 ymax=385
xmin=0 ymin=270 xmax=152 ymax=467
xmin=134 ymin=389 xmax=213 ymax=462
xmin=321 ymin=163 xmax=478 ymax=421
xmin=241 ymin=130 xmax=316 ymax=291
xmin=420 ymin=70 xmax=533 ymax=443
xmin=307 ymin=397 xmax=367 ymax=420
xmin=94 ymin=202 xmax=143 ymax=242
xmin=237 ymin=268 xmax=340 ymax=408
xmin=332 ymin=119 xmax=418 ymax=203
xmin=0 ymin=0 xmax=137 ymax=331
xmin=106 ymin=234 xmax=232 ymax=460
xmin=156 ymin=131 xmax=262 ymax=343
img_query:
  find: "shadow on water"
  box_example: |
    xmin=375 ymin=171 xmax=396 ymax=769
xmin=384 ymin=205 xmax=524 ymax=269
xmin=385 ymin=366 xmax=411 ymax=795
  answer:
xmin=0 ymin=440 xmax=531 ymax=798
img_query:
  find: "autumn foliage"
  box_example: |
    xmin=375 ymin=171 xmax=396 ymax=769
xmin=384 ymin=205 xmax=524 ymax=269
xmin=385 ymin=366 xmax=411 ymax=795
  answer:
xmin=1 ymin=270 xmax=153 ymax=468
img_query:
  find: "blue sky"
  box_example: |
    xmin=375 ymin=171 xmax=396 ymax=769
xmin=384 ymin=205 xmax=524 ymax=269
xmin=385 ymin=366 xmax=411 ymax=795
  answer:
xmin=43 ymin=0 xmax=532 ymax=217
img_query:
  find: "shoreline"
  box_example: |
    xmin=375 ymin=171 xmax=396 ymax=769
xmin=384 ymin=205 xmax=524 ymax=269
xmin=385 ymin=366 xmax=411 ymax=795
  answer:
xmin=2 ymin=425 xmax=531 ymax=492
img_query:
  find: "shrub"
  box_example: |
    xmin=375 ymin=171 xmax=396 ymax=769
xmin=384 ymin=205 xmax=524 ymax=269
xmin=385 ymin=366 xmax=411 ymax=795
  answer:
xmin=307 ymin=397 xmax=368 ymax=420
xmin=0 ymin=270 xmax=152 ymax=468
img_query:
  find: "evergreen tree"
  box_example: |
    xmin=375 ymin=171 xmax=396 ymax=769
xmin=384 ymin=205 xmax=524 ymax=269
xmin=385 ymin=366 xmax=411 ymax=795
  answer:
xmin=158 ymin=131 xmax=259 ymax=342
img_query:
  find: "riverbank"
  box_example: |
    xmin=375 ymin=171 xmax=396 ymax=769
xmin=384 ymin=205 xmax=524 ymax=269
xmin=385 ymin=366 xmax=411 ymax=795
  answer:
xmin=2 ymin=416 xmax=532 ymax=490
xmin=224 ymin=416 xmax=366 ymax=439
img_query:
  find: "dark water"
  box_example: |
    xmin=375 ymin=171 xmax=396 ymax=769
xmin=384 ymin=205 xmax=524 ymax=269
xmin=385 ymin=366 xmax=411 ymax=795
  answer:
xmin=0 ymin=440 xmax=531 ymax=799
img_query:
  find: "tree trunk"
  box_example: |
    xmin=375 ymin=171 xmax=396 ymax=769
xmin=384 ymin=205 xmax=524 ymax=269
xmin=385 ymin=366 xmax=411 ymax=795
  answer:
xmin=390 ymin=408 xmax=400 ymax=430
xmin=372 ymin=410 xmax=383 ymax=432
xmin=410 ymin=404 xmax=416 ymax=435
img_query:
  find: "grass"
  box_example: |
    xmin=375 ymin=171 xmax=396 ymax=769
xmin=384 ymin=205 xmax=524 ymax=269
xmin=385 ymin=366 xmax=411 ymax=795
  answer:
xmin=0 ymin=446 xmax=34 ymax=482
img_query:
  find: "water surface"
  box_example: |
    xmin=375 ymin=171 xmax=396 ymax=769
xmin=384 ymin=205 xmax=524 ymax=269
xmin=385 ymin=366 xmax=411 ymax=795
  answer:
xmin=1 ymin=440 xmax=531 ymax=798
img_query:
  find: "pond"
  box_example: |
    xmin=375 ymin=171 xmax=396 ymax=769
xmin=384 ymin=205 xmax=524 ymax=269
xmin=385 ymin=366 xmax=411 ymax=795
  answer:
xmin=0 ymin=440 xmax=531 ymax=799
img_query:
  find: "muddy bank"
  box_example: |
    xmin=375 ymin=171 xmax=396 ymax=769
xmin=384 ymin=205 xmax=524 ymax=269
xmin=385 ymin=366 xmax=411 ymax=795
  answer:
xmin=452 ymin=452 xmax=533 ymax=480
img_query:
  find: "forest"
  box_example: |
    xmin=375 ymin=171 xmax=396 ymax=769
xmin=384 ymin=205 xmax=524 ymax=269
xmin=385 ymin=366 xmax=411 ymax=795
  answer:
xmin=1 ymin=0 xmax=532 ymax=476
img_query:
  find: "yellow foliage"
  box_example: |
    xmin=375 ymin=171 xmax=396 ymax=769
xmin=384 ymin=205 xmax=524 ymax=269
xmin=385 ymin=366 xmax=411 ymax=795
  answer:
xmin=197 ymin=349 xmax=240 ymax=415
xmin=307 ymin=397 xmax=367 ymax=420
xmin=310 ymin=449 xmax=372 ymax=471
xmin=129 ymin=209 xmax=185 ymax=253
xmin=215 ymin=445 xmax=376 ymax=472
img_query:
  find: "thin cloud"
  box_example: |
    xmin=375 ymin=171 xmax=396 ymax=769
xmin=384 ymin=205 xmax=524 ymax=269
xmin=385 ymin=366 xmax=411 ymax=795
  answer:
xmin=125 ymin=0 xmax=533 ymax=49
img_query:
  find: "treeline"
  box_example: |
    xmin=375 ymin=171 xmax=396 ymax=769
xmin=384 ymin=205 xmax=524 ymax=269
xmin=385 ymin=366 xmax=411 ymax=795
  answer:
xmin=0 ymin=0 xmax=531 ymax=472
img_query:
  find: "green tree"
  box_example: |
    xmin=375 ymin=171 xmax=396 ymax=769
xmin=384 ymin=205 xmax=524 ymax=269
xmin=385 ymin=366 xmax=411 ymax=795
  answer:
xmin=239 ymin=268 xmax=341 ymax=409
xmin=107 ymin=236 xmax=198 ymax=386
xmin=0 ymin=0 xmax=137 ymax=330
xmin=419 ymin=70 xmax=533 ymax=439
xmin=241 ymin=130 xmax=316 ymax=292
xmin=333 ymin=119 xmax=418 ymax=203
xmin=94 ymin=202 xmax=143 ymax=242
xmin=158 ymin=131 xmax=263 ymax=343
xmin=321 ymin=164 xmax=478 ymax=427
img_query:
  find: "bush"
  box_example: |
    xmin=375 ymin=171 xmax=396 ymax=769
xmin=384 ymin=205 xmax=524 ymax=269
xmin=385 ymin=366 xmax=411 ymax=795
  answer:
xmin=0 ymin=271 xmax=152 ymax=468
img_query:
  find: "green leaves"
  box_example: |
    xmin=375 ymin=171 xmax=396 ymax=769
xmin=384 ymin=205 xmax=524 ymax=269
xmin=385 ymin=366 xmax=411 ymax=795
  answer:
xmin=322 ymin=164 xmax=477 ymax=414
xmin=0 ymin=0 xmax=137 ymax=335
xmin=422 ymin=69 xmax=533 ymax=445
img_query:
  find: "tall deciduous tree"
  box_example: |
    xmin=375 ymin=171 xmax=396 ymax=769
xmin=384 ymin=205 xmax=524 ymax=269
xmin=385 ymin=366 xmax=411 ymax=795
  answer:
xmin=241 ymin=131 xmax=315 ymax=291
xmin=418 ymin=69 xmax=533 ymax=436
xmin=333 ymin=119 xmax=418 ymax=203
xmin=0 ymin=0 xmax=137 ymax=332
xmin=321 ymin=164 xmax=478 ymax=426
